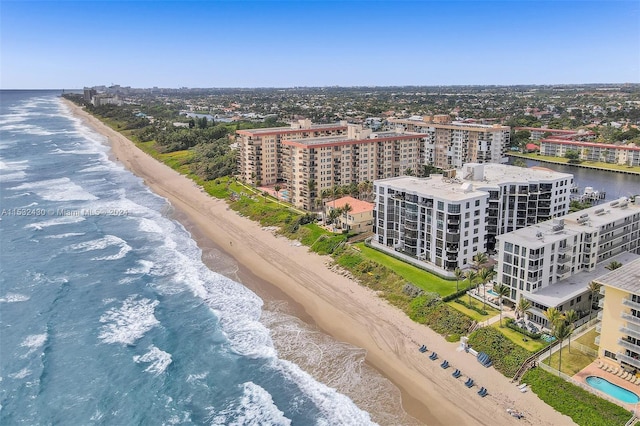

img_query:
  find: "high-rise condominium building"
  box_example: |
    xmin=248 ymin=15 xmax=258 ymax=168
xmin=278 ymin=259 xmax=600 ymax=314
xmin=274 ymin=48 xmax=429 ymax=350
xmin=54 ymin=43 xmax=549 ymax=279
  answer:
xmin=372 ymin=163 xmax=573 ymax=275
xmin=236 ymin=119 xmax=348 ymax=186
xmin=496 ymin=197 xmax=640 ymax=326
xmin=282 ymin=125 xmax=424 ymax=209
xmin=389 ymin=117 xmax=511 ymax=169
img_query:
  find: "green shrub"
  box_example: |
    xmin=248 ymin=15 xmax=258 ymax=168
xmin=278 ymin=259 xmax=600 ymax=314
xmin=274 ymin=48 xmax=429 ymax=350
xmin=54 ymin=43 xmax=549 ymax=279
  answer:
xmin=442 ymin=288 xmax=469 ymax=302
xmin=505 ymin=318 xmax=542 ymax=340
xmin=423 ymin=304 xmax=473 ymax=337
xmin=467 ymin=327 xmax=531 ymax=376
xmin=454 ymin=298 xmax=488 ymax=315
xmin=522 ymin=368 xmax=632 ymax=426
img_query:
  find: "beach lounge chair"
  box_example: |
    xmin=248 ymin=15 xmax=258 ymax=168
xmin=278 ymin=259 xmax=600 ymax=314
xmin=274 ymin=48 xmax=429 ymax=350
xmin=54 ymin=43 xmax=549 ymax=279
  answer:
xmin=440 ymin=360 xmax=450 ymax=369
xmin=452 ymin=369 xmax=462 ymax=378
xmin=465 ymin=378 xmax=474 ymax=388
xmin=517 ymin=383 xmax=527 ymax=390
xmin=419 ymin=344 xmax=427 ymax=353
xmin=429 ymin=352 xmax=438 ymax=360
xmin=478 ymin=387 xmax=488 ymax=397
xmin=618 ymin=370 xmax=626 ymax=377
xmin=520 ymin=385 xmax=528 ymax=393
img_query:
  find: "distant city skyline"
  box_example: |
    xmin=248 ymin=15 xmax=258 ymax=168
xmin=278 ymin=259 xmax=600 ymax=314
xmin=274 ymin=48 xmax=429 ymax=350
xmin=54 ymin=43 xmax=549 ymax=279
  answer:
xmin=2 ymin=1 xmax=639 ymax=89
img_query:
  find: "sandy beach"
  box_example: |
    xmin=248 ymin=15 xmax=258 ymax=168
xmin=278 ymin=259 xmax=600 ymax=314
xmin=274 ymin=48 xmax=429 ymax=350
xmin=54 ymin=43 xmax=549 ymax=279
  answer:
xmin=64 ymin=99 xmax=575 ymax=426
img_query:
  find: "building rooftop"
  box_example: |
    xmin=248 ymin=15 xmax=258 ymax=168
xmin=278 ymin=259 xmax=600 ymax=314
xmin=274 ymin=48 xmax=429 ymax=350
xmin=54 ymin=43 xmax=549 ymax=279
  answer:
xmin=237 ymin=122 xmax=347 ymax=136
xmin=391 ymin=117 xmax=509 ymax=130
xmin=282 ymin=131 xmax=423 ymax=147
xmin=594 ymin=257 xmax=640 ymax=294
xmin=326 ymin=196 xmax=373 ymax=215
xmin=499 ymin=197 xmax=640 ymax=246
xmin=467 ymin=163 xmax=573 ymax=187
xmin=528 ymin=251 xmax=640 ymax=307
xmin=376 ymin=176 xmax=487 ymax=201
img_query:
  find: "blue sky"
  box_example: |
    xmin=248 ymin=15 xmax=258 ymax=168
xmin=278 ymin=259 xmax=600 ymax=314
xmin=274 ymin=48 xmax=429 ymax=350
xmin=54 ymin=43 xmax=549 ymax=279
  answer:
xmin=2 ymin=1 xmax=639 ymax=88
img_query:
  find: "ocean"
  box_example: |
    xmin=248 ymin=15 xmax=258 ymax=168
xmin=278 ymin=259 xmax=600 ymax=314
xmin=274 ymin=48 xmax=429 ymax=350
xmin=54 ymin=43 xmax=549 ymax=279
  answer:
xmin=0 ymin=91 xmax=414 ymax=425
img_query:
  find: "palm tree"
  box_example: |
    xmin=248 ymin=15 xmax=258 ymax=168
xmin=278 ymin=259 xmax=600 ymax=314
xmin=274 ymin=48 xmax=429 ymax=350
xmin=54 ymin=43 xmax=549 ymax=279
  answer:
xmin=605 ymin=261 xmax=623 ymax=271
xmin=544 ymin=307 xmax=563 ymax=331
xmin=342 ymin=203 xmax=352 ymax=231
xmin=307 ymin=178 xmax=316 ymax=209
xmin=274 ymin=184 xmax=282 ymax=200
xmin=454 ymin=267 xmax=464 ymax=292
xmin=478 ymin=268 xmax=493 ymax=310
xmin=545 ymin=307 xmax=564 ymax=359
xmin=494 ymin=283 xmax=511 ymax=327
xmin=563 ymin=309 xmax=579 ymax=353
xmin=515 ymin=298 xmax=531 ymax=320
xmin=465 ymin=270 xmax=478 ymax=305
xmin=588 ymin=281 xmax=602 ymax=320
xmin=473 ymin=252 xmax=488 ymax=271
xmin=553 ymin=320 xmax=573 ymax=374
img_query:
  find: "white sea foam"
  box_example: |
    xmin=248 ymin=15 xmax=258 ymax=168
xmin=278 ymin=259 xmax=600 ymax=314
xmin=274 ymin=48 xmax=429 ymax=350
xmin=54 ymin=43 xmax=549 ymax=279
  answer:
xmin=125 ymin=260 xmax=154 ymax=275
xmin=0 ymin=123 xmax=54 ymax=136
xmin=68 ymin=235 xmax=132 ymax=261
xmin=8 ymin=368 xmax=31 ymax=380
xmin=0 ymin=159 xmax=28 ymax=182
xmin=133 ymin=345 xmax=172 ymax=375
xmin=98 ymin=296 xmax=160 ymax=345
xmin=137 ymin=217 xmax=164 ymax=235
xmin=11 ymin=177 xmax=97 ymax=201
xmin=20 ymin=334 xmax=48 ymax=357
xmin=211 ymin=382 xmax=291 ymax=426
xmin=0 ymin=293 xmax=30 ymax=303
xmin=44 ymin=232 xmax=85 ymax=239
xmin=25 ymin=216 xmax=85 ymax=231
xmin=186 ymin=372 xmax=208 ymax=383
xmin=0 ymin=172 xmax=26 ymax=182
xmin=274 ymin=359 xmax=377 ymax=425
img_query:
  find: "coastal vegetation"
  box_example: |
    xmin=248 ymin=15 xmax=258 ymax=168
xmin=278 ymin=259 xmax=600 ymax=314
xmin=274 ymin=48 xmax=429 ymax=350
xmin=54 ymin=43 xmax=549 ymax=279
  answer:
xmin=522 ymin=368 xmax=632 ymax=426
xmin=467 ymin=328 xmax=531 ymax=376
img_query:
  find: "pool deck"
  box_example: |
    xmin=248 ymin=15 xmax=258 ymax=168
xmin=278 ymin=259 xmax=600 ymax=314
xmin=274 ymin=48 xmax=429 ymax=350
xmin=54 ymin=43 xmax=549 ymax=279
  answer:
xmin=574 ymin=359 xmax=640 ymax=412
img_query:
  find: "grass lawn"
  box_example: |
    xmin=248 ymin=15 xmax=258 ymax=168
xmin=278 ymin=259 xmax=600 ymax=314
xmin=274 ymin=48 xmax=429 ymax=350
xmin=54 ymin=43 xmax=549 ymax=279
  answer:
xmin=575 ymin=329 xmax=599 ymax=351
xmin=522 ymin=368 xmax=631 ymax=426
xmin=491 ymin=322 xmax=548 ymax=352
xmin=543 ymin=346 xmax=596 ymax=376
xmin=447 ymin=299 xmax=499 ymax=322
xmin=354 ymin=243 xmax=456 ymax=296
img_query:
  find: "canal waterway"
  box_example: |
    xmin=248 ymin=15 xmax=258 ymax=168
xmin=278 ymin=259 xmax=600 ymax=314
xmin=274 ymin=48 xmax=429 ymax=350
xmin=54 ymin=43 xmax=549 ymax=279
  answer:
xmin=508 ymin=158 xmax=640 ymax=202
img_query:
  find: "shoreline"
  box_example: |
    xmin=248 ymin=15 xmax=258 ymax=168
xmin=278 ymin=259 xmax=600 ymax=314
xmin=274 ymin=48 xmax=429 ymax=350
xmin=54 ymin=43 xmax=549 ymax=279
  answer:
xmin=507 ymin=153 xmax=640 ymax=175
xmin=64 ymin=99 xmax=575 ymax=426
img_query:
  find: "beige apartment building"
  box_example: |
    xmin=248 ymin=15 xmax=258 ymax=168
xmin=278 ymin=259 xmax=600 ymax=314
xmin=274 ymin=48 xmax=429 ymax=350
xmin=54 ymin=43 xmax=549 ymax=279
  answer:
xmin=594 ymin=258 xmax=640 ymax=371
xmin=236 ymin=119 xmax=348 ymax=186
xmin=389 ymin=116 xmax=510 ymax=169
xmin=282 ymin=125 xmax=424 ymax=210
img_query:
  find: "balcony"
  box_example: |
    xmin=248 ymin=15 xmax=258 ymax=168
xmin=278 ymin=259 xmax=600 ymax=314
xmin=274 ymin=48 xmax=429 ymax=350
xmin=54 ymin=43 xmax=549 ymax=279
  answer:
xmin=599 ymin=299 xmax=605 ymax=308
xmin=622 ymin=312 xmax=640 ymax=327
xmin=618 ymin=338 xmax=640 ymax=354
xmin=558 ymin=245 xmax=573 ymax=254
xmin=595 ymin=335 xmax=600 ymax=346
xmin=596 ymin=323 xmax=602 ymax=334
xmin=623 ymin=298 xmax=640 ymax=311
xmin=620 ymin=326 xmax=640 ymax=340
xmin=616 ymin=352 xmax=640 ymax=370
xmin=597 ymin=311 xmax=603 ymax=321
xmin=557 ymin=255 xmax=572 ymax=264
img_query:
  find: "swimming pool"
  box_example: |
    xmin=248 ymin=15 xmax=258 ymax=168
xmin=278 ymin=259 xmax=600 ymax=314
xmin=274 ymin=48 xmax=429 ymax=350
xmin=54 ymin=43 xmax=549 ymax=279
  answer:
xmin=586 ymin=376 xmax=640 ymax=404
xmin=487 ymin=289 xmax=499 ymax=296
